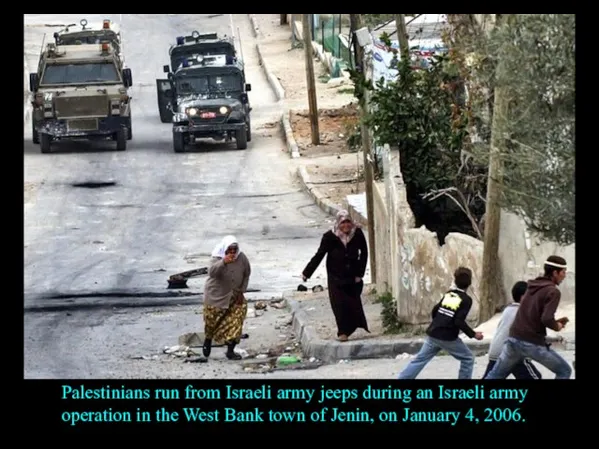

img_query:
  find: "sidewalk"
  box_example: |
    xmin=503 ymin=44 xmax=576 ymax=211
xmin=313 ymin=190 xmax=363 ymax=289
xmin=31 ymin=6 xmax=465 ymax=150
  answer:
xmin=251 ymin=14 xmax=575 ymax=362
xmin=250 ymin=14 xmax=367 ymax=218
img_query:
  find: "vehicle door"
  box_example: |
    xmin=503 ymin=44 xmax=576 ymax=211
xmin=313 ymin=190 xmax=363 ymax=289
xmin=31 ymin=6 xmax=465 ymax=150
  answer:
xmin=156 ymin=79 xmax=174 ymax=123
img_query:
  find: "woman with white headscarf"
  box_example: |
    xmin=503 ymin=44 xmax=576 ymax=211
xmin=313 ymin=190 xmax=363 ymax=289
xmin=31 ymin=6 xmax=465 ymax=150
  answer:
xmin=302 ymin=210 xmax=370 ymax=342
xmin=202 ymin=235 xmax=251 ymax=360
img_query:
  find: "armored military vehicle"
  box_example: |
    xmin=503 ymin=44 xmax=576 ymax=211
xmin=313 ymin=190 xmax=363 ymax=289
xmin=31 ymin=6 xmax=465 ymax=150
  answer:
xmin=156 ymin=31 xmax=240 ymax=124
xmin=156 ymin=53 xmax=252 ymax=152
xmin=54 ymin=19 xmax=122 ymax=57
xmin=29 ymin=41 xmax=133 ymax=153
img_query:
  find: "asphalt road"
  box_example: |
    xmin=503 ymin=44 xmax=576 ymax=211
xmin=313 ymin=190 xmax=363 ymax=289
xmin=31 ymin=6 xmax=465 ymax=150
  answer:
xmin=24 ymin=14 xmax=333 ymax=377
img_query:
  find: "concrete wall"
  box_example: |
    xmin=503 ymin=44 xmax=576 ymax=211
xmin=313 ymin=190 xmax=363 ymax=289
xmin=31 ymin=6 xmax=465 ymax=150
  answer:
xmin=498 ymin=210 xmax=575 ymax=305
xmin=374 ymin=146 xmax=483 ymax=325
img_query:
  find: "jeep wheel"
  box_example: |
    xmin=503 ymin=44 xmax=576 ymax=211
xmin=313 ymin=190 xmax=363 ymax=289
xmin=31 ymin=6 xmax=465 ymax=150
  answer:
xmin=40 ymin=133 xmax=51 ymax=153
xmin=173 ymin=131 xmax=185 ymax=153
xmin=235 ymin=127 xmax=248 ymax=150
xmin=116 ymin=127 xmax=127 ymax=151
xmin=32 ymin=121 xmax=39 ymax=144
xmin=246 ymin=119 xmax=252 ymax=142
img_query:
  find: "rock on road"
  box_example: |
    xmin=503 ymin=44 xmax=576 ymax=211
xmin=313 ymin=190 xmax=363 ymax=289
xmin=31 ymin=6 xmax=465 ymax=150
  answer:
xmin=24 ymin=14 xmax=334 ymax=378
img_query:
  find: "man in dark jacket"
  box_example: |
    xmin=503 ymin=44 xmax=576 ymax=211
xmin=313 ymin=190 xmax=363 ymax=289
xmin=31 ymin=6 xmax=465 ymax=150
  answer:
xmin=398 ymin=267 xmax=483 ymax=379
xmin=485 ymin=255 xmax=572 ymax=379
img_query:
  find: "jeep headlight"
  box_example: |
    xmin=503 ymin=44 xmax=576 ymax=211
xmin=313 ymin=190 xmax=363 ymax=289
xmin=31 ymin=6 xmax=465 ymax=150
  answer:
xmin=219 ymin=106 xmax=228 ymax=114
xmin=186 ymin=108 xmax=198 ymax=116
xmin=42 ymin=93 xmax=54 ymax=118
xmin=110 ymin=99 xmax=122 ymax=115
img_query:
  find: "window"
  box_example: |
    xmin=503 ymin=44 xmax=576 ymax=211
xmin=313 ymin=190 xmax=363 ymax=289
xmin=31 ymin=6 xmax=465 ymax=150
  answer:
xmin=175 ymin=73 xmax=242 ymax=94
xmin=41 ymin=63 xmax=120 ymax=85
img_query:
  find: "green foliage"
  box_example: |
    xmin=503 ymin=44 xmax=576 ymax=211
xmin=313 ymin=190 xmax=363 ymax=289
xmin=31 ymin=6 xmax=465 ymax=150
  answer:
xmin=448 ymin=14 xmax=575 ymax=245
xmin=363 ymin=44 xmax=486 ymax=240
xmin=495 ymin=14 xmax=575 ymax=245
xmin=374 ymin=291 xmax=403 ymax=334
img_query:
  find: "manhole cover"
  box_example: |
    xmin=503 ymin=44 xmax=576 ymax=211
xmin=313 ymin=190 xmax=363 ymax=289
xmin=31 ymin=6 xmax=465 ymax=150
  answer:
xmin=72 ymin=182 xmax=116 ymax=188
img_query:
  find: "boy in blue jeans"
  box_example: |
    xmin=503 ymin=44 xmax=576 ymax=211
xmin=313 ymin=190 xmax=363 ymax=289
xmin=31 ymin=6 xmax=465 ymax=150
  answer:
xmin=398 ymin=267 xmax=483 ymax=379
xmin=482 ymin=281 xmax=542 ymax=379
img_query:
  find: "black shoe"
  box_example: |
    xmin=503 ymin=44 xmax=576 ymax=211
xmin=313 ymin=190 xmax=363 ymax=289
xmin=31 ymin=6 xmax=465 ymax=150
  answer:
xmin=226 ymin=351 xmax=242 ymax=360
xmin=202 ymin=339 xmax=212 ymax=357
xmin=226 ymin=341 xmax=242 ymax=360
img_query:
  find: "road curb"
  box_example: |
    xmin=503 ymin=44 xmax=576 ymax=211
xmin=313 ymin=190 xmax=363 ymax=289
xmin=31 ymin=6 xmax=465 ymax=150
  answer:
xmin=297 ymin=165 xmax=342 ymax=217
xmin=248 ymin=14 xmax=261 ymax=39
xmin=285 ymin=292 xmax=494 ymax=363
xmin=249 ymin=15 xmax=285 ymax=102
xmin=282 ymin=109 xmax=300 ymax=158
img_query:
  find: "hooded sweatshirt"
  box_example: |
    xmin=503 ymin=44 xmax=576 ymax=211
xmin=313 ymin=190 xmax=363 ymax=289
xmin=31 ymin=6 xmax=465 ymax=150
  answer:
xmin=509 ymin=277 xmax=561 ymax=346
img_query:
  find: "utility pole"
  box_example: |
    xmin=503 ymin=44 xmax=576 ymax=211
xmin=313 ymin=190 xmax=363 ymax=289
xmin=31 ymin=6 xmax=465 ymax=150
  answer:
xmin=350 ymin=13 xmax=376 ymax=283
xmin=302 ymin=14 xmax=320 ymax=145
xmin=479 ymin=14 xmax=512 ymax=323
xmin=395 ymin=15 xmax=410 ymax=63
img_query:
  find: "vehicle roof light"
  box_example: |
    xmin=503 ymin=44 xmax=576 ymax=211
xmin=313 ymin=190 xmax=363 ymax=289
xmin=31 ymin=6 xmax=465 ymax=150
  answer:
xmin=176 ymin=36 xmax=185 ymax=45
xmin=182 ymin=59 xmax=190 ymax=67
xmin=101 ymin=43 xmax=110 ymax=53
xmin=103 ymin=20 xmax=110 ymax=29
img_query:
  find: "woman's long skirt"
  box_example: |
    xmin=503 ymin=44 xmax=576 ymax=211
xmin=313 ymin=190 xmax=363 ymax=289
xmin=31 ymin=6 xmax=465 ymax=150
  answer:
xmin=203 ymin=296 xmax=248 ymax=344
xmin=328 ymin=280 xmax=370 ymax=337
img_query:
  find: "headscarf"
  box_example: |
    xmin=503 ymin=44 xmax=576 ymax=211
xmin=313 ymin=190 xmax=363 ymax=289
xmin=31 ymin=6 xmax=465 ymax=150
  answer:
xmin=211 ymin=235 xmax=241 ymax=259
xmin=333 ymin=210 xmax=359 ymax=246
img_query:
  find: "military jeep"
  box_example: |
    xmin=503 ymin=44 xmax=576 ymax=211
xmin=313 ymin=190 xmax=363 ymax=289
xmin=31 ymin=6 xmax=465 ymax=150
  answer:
xmin=29 ymin=42 xmax=133 ymax=153
xmin=157 ymin=53 xmax=252 ymax=152
xmin=157 ymin=31 xmax=239 ymax=123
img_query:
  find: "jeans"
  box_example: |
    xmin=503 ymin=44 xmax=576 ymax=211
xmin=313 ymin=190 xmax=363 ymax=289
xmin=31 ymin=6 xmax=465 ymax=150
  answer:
xmin=482 ymin=358 xmax=542 ymax=379
xmin=485 ymin=337 xmax=572 ymax=379
xmin=398 ymin=336 xmax=474 ymax=379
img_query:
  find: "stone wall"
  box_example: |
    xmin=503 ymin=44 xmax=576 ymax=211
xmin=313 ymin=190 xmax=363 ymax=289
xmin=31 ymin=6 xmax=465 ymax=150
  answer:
xmin=373 ymin=145 xmax=575 ymax=326
xmin=498 ymin=210 xmax=576 ymax=304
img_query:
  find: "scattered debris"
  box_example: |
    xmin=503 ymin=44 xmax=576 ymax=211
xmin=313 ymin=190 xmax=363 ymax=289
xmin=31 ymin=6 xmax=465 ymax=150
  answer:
xmin=130 ymin=355 xmax=159 ymax=361
xmin=277 ymin=355 xmax=301 ymax=366
xmin=179 ymin=332 xmax=203 ymax=347
xmin=270 ymin=301 xmax=286 ymax=309
xmin=185 ymin=356 xmax=208 ymax=363
xmin=246 ymin=307 xmax=256 ymax=318
xmin=256 ymin=354 xmax=269 ymax=359
xmin=395 ymin=353 xmax=412 ymax=360
xmin=254 ymin=301 xmax=267 ymax=310
xmin=235 ymin=348 xmax=250 ymax=359
xmin=312 ymin=285 xmax=324 ymax=293
xmin=297 ymin=284 xmax=308 ymax=292
xmin=338 ymin=359 xmax=349 ymax=364
xmin=274 ymin=315 xmax=293 ymax=329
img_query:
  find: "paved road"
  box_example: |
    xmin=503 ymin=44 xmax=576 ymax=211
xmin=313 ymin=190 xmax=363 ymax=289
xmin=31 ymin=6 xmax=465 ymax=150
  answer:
xmin=24 ymin=14 xmax=333 ymax=377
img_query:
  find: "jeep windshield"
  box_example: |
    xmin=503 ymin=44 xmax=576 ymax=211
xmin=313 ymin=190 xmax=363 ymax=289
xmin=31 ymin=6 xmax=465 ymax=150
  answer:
xmin=175 ymin=73 xmax=242 ymax=96
xmin=41 ymin=62 xmax=120 ymax=85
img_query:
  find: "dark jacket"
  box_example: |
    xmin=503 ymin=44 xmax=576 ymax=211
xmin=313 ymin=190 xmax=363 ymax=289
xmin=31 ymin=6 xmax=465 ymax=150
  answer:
xmin=510 ymin=277 xmax=561 ymax=346
xmin=426 ymin=289 xmax=477 ymax=341
xmin=302 ymin=228 xmax=368 ymax=286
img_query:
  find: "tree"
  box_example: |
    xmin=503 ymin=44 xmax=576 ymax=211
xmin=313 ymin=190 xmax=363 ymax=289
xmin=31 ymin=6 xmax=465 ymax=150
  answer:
xmin=447 ymin=14 xmax=575 ymax=246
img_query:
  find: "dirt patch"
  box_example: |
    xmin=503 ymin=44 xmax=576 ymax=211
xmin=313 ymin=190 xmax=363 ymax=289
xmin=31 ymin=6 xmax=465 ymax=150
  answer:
xmin=305 ymin=164 xmax=364 ymax=209
xmin=291 ymin=285 xmax=424 ymax=341
xmin=292 ymin=104 xmax=359 ymax=158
